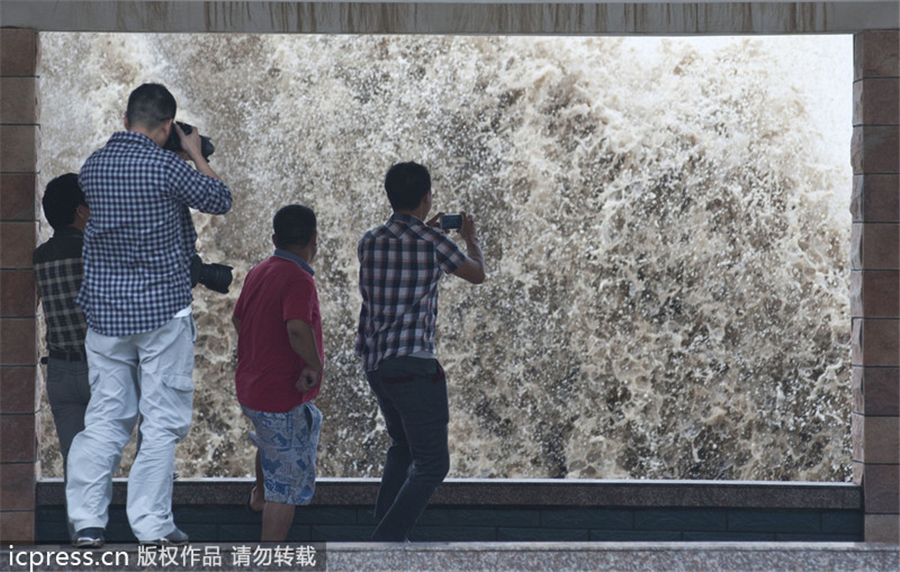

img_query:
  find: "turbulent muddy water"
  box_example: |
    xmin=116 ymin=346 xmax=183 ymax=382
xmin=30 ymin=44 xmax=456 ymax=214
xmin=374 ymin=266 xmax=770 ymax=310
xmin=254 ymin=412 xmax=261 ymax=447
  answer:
xmin=37 ymin=33 xmax=853 ymax=481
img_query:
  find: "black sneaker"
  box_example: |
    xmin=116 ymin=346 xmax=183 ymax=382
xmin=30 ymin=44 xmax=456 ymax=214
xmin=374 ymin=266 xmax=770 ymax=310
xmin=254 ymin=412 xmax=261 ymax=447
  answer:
xmin=72 ymin=528 xmax=104 ymax=548
xmin=139 ymin=527 xmax=189 ymax=546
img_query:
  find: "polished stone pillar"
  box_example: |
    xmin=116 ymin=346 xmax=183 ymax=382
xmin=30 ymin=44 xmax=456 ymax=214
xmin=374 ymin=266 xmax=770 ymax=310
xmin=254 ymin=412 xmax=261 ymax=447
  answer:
xmin=851 ymin=28 xmax=900 ymax=544
xmin=0 ymin=27 xmax=40 ymax=544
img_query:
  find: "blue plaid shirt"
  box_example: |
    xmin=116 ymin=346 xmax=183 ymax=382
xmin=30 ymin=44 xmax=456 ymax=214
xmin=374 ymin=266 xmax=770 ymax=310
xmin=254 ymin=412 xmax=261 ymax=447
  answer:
xmin=76 ymin=131 xmax=232 ymax=336
xmin=356 ymin=213 xmax=466 ymax=371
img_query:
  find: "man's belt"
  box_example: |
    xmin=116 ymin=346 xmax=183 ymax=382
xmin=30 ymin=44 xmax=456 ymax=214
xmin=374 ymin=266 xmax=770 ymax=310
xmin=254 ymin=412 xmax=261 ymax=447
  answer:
xmin=44 ymin=349 xmax=86 ymax=362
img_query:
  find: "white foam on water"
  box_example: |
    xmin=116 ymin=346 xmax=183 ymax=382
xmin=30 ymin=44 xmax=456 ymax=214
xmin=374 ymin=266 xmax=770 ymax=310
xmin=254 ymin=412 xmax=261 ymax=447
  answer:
xmin=37 ymin=33 xmax=853 ymax=481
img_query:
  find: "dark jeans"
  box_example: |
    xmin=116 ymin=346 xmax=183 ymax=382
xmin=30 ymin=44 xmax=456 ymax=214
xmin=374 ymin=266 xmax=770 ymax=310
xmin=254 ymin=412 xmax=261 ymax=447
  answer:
xmin=366 ymin=356 xmax=450 ymax=541
xmin=46 ymin=357 xmax=91 ymax=467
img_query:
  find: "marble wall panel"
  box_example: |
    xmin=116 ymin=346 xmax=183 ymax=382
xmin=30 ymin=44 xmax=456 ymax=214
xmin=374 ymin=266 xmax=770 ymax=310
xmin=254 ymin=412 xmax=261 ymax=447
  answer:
xmin=851 ymin=175 xmax=900 ymax=223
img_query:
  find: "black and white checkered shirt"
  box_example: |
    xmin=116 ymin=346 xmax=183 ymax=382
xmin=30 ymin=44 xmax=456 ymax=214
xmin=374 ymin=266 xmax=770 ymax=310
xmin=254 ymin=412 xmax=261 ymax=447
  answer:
xmin=356 ymin=213 xmax=465 ymax=371
xmin=76 ymin=131 xmax=232 ymax=336
xmin=33 ymin=227 xmax=88 ymax=354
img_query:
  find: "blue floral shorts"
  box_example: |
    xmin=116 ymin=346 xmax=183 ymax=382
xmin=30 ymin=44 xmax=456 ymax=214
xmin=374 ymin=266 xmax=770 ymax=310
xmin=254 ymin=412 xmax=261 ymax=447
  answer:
xmin=242 ymin=402 xmax=323 ymax=506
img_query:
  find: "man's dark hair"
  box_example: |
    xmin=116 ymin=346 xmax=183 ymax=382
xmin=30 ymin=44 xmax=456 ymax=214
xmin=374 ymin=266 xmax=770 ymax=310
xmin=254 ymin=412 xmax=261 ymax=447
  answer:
xmin=384 ymin=162 xmax=431 ymax=212
xmin=42 ymin=173 xmax=85 ymax=231
xmin=273 ymin=205 xmax=317 ymax=249
xmin=126 ymin=83 xmax=176 ymax=129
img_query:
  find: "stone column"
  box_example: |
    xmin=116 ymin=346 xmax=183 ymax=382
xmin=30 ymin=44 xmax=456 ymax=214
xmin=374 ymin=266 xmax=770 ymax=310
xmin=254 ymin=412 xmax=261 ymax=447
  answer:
xmin=851 ymin=29 xmax=900 ymax=544
xmin=0 ymin=28 xmax=40 ymax=544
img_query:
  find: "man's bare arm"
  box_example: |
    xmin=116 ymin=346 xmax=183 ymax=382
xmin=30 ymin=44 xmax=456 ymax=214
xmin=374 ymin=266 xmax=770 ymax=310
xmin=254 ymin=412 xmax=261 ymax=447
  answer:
xmin=286 ymin=319 xmax=323 ymax=392
xmin=453 ymin=211 xmax=485 ymax=284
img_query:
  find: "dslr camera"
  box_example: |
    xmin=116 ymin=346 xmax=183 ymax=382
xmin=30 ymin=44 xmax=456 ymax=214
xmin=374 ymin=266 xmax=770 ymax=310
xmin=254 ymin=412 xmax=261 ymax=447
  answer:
xmin=191 ymin=254 xmax=233 ymax=294
xmin=164 ymin=121 xmax=215 ymax=161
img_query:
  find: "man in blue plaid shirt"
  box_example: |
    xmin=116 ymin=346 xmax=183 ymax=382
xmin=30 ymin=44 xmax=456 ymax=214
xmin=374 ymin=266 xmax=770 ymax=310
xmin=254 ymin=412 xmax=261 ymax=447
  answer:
xmin=67 ymin=83 xmax=232 ymax=548
xmin=356 ymin=162 xmax=485 ymax=541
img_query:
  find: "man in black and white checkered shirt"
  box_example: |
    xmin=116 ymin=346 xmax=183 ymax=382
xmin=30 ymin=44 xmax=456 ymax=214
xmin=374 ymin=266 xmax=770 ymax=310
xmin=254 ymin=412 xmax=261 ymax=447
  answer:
xmin=33 ymin=173 xmax=92 ymax=471
xmin=66 ymin=83 xmax=232 ymax=549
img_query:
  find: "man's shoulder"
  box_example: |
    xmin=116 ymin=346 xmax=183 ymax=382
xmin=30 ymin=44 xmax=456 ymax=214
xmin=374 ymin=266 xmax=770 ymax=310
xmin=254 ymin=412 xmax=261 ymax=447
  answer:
xmin=358 ymin=224 xmax=389 ymax=248
xmin=247 ymin=256 xmax=314 ymax=282
xmin=418 ymin=224 xmax=452 ymax=242
xmin=361 ymin=222 xmax=390 ymax=238
xmin=32 ymin=240 xmax=50 ymax=264
xmin=244 ymin=256 xmax=278 ymax=280
xmin=408 ymin=223 xmax=460 ymax=254
xmin=33 ymin=233 xmax=83 ymax=265
xmin=359 ymin=219 xmax=446 ymax=243
xmin=84 ymin=131 xmax=172 ymax=165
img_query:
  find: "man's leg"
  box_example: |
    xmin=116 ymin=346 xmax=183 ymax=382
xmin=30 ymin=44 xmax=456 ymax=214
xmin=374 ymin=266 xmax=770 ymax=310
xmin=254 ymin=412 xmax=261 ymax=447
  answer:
xmin=244 ymin=402 xmax=322 ymax=542
xmin=248 ymin=450 xmax=266 ymax=512
xmin=370 ymin=357 xmax=450 ymax=542
xmin=261 ymin=502 xmax=296 ymax=541
xmin=126 ymin=315 xmax=195 ymax=541
xmin=46 ymin=358 xmax=91 ymax=469
xmin=66 ymin=332 xmax=140 ymax=534
xmin=47 ymin=358 xmax=92 ymax=539
xmin=366 ymin=368 xmax=412 ymax=521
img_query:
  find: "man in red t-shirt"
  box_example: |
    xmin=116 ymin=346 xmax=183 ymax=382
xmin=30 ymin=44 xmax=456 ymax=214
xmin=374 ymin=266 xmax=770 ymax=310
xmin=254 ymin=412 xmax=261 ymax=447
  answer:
xmin=232 ymin=204 xmax=324 ymax=542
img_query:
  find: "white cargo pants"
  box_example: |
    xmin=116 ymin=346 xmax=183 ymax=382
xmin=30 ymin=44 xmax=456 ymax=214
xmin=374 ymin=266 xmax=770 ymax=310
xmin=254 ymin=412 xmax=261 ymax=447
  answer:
xmin=66 ymin=313 xmax=195 ymax=541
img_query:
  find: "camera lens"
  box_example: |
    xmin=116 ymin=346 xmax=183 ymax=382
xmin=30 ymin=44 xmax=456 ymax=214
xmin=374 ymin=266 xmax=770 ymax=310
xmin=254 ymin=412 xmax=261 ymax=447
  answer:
xmin=198 ymin=262 xmax=233 ymax=294
xmin=190 ymin=254 xmax=233 ymax=294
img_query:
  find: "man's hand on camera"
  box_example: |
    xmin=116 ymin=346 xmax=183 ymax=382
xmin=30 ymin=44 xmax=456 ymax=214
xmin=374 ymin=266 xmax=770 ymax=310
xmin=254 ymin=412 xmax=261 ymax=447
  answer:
xmin=459 ymin=211 xmax=479 ymax=243
xmin=426 ymin=212 xmax=446 ymax=233
xmin=174 ymin=122 xmax=203 ymax=162
xmin=173 ymin=122 xmax=221 ymax=180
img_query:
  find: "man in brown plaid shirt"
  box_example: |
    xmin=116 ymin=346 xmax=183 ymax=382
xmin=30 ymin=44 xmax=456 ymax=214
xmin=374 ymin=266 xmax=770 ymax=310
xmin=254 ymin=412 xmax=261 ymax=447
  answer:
xmin=356 ymin=162 xmax=485 ymax=542
xmin=33 ymin=173 xmax=91 ymax=471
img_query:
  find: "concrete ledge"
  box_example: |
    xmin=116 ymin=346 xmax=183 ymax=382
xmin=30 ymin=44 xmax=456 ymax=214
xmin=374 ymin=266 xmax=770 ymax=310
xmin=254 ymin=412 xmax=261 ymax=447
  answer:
xmin=37 ymin=478 xmax=863 ymax=509
xmin=35 ymin=479 xmax=866 ymax=543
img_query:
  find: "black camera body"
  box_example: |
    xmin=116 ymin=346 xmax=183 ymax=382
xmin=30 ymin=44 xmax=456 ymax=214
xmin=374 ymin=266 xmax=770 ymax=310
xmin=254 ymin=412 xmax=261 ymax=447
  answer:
xmin=164 ymin=121 xmax=215 ymax=161
xmin=190 ymin=254 xmax=232 ymax=294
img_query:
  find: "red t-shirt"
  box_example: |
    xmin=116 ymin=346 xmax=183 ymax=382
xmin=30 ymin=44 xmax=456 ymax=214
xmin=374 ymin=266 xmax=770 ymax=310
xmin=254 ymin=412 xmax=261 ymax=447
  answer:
xmin=233 ymin=255 xmax=323 ymax=412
